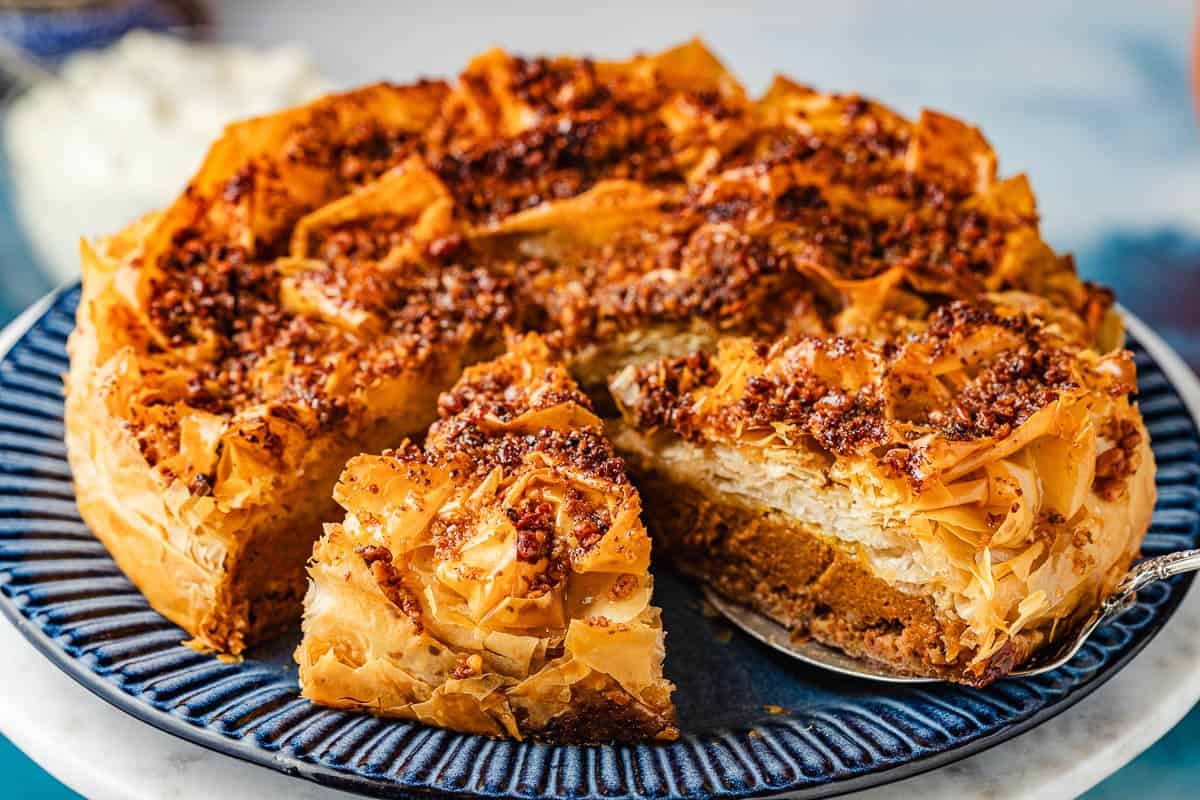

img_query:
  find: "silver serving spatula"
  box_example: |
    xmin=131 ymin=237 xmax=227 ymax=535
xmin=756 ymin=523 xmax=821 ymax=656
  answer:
xmin=704 ymin=548 xmax=1200 ymax=683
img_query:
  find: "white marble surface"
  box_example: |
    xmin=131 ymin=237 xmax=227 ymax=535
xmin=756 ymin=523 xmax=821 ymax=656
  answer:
xmin=1 ymin=304 xmax=1199 ymax=800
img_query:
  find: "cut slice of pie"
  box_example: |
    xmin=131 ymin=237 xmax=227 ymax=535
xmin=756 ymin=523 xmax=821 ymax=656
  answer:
xmin=609 ymin=302 xmax=1155 ymax=685
xmin=296 ymin=334 xmax=676 ymax=741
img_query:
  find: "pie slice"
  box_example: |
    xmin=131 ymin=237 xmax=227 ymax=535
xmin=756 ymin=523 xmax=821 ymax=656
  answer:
xmin=296 ymin=335 xmax=676 ymax=742
xmin=609 ymin=302 xmax=1155 ymax=685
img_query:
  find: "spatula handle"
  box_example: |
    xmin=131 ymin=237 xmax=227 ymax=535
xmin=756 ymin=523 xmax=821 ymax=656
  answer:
xmin=1103 ymin=549 xmax=1200 ymax=620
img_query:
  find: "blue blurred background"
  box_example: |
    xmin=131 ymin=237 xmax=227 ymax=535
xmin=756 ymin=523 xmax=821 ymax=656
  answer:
xmin=0 ymin=1 xmax=1197 ymax=797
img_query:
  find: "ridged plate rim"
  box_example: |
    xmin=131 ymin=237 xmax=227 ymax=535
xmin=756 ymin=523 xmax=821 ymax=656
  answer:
xmin=0 ymin=285 xmax=1196 ymax=800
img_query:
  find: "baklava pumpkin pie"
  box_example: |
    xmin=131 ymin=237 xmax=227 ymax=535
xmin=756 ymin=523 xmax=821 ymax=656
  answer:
xmin=296 ymin=335 xmax=676 ymax=741
xmin=65 ymin=38 xmax=1153 ymax=736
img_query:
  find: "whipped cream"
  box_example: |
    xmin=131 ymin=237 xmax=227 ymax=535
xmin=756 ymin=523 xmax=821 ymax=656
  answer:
xmin=5 ymin=31 xmax=332 ymax=282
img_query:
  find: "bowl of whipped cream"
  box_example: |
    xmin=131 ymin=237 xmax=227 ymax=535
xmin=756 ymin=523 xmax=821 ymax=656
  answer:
xmin=3 ymin=30 xmax=331 ymax=284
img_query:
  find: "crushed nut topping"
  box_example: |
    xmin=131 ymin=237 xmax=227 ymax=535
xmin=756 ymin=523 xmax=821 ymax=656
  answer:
xmin=1094 ymin=418 xmax=1143 ymax=501
xmin=357 ymin=545 xmax=424 ymax=632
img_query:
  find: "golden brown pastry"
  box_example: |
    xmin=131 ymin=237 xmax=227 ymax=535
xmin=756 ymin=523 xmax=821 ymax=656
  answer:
xmin=610 ymin=302 xmax=1154 ymax=685
xmin=296 ymin=335 xmax=676 ymax=741
xmin=67 ymin=39 xmax=1125 ymax=656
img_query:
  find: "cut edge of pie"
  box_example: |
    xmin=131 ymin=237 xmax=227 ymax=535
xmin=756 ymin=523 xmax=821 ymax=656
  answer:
xmin=295 ymin=334 xmax=677 ymax=742
xmin=609 ymin=301 xmax=1155 ymax=685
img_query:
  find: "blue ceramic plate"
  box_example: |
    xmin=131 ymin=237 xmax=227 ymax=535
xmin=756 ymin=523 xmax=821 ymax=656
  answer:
xmin=1 ymin=286 xmax=1197 ymax=800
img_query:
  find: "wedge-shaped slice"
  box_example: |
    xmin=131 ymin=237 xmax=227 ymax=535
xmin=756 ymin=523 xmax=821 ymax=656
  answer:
xmin=610 ymin=302 xmax=1154 ymax=685
xmin=296 ymin=335 xmax=676 ymax=742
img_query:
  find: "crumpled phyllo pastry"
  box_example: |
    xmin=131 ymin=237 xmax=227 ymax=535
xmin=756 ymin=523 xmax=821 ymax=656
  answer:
xmin=296 ymin=335 xmax=676 ymax=742
xmin=610 ymin=302 xmax=1154 ymax=685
